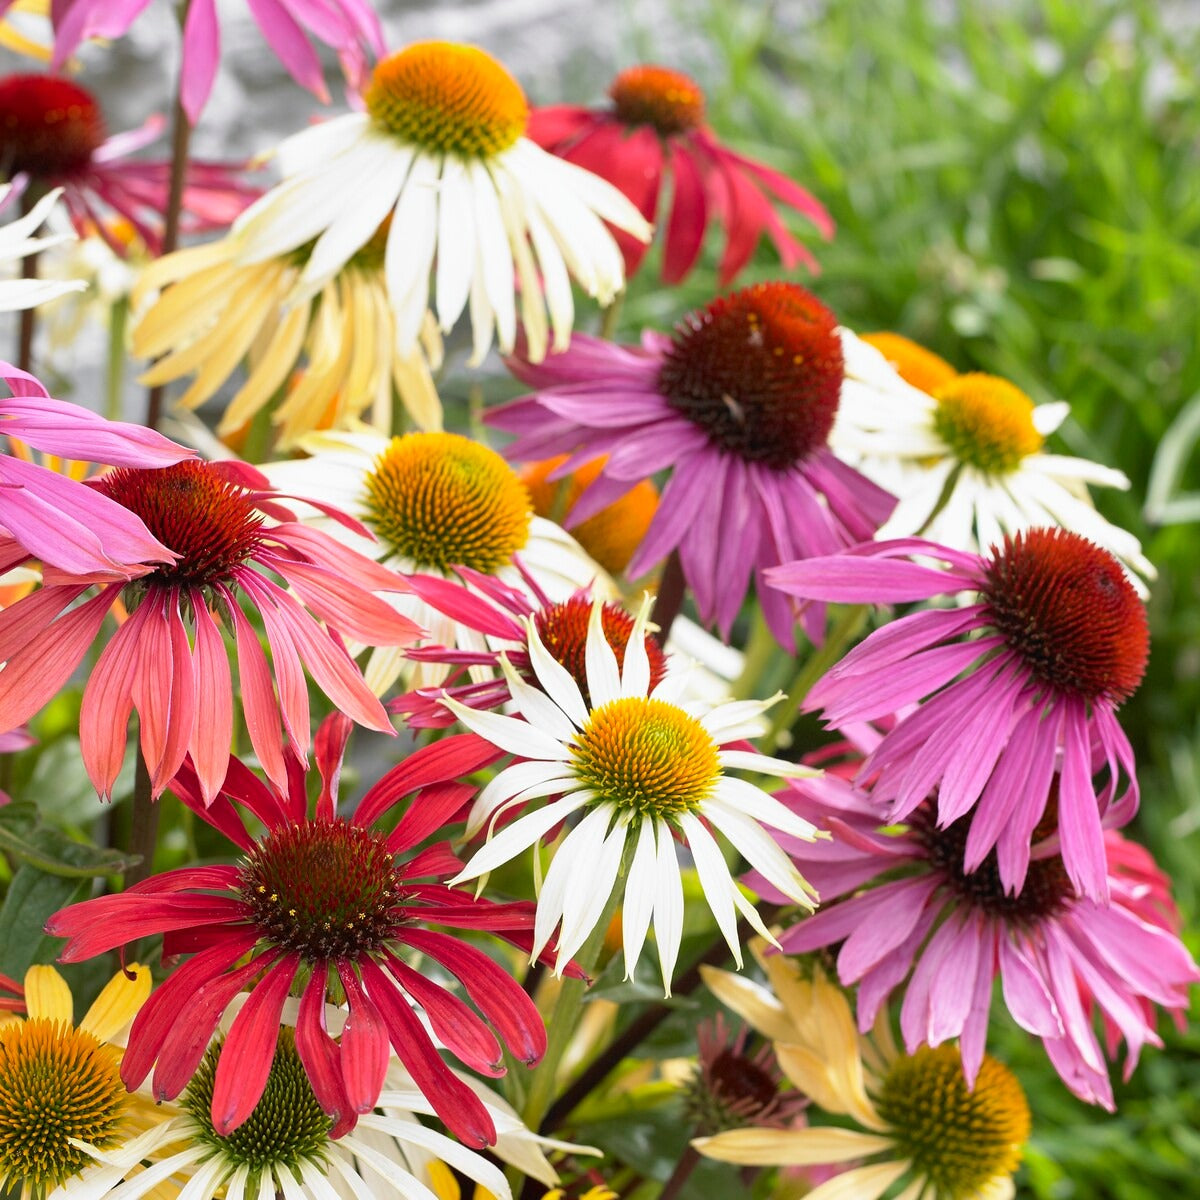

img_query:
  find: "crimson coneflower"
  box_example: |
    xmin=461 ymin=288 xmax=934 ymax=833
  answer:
xmin=765 ymin=528 xmax=1149 ymax=900
xmin=0 ymin=73 xmax=253 ymax=255
xmin=530 ymin=64 xmax=833 ymax=284
xmin=491 ymin=282 xmax=897 ymax=644
xmin=0 ymin=458 xmax=420 ymax=803
xmin=760 ymin=759 xmax=1198 ymax=1110
xmin=45 ymin=718 xmax=567 ymax=1149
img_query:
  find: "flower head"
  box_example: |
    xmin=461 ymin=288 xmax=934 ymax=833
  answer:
xmin=530 ymin=64 xmax=833 ymax=284
xmin=0 ymin=73 xmax=254 ymax=255
xmin=766 ymin=528 xmax=1148 ymax=899
xmin=265 ymin=428 xmax=605 ymax=697
xmin=0 ymin=962 xmax=169 ymax=1200
xmin=21 ymin=0 xmax=384 ymax=124
xmin=442 ymin=595 xmax=821 ymax=990
xmin=762 ymin=758 xmax=1199 ymax=1110
xmin=492 ymin=283 xmax=898 ymax=645
xmin=0 ymin=458 xmax=420 ymax=802
xmin=46 ymin=719 xmax=566 ymax=1149
xmin=697 ymin=956 xmax=1031 ymax=1200
xmin=836 ymin=333 xmax=1155 ymax=590
xmin=232 ymin=41 xmax=652 ymax=366
xmin=131 ymin=227 xmax=443 ymax=448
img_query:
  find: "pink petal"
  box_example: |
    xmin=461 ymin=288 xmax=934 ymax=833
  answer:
xmin=246 ymin=0 xmax=329 ymax=101
xmin=188 ymin=603 xmax=233 ymax=805
xmin=180 ymin=0 xmax=220 ymax=124
xmin=662 ymin=141 xmax=707 ymax=283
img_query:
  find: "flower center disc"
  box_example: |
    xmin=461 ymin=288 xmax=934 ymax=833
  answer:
xmin=861 ymin=331 xmax=957 ymax=395
xmin=982 ymin=528 xmax=1148 ymax=703
xmin=0 ymin=75 xmax=105 ymax=177
xmin=240 ymin=822 xmax=402 ymax=961
xmin=572 ymin=696 xmax=720 ymax=817
xmin=534 ymin=596 xmax=667 ymax=706
xmin=658 ymin=282 xmax=844 ymax=470
xmin=365 ymin=41 xmax=529 ymax=157
xmin=364 ymin=431 xmax=531 ymax=574
xmin=609 ymin=65 xmax=706 ymax=136
xmin=98 ymin=461 xmax=264 ymax=587
xmin=876 ymin=1045 xmax=1030 ymax=1200
xmin=911 ymin=802 xmax=1072 ymax=924
xmin=932 ymin=373 xmax=1042 ymax=474
xmin=185 ymin=1033 xmax=331 ymax=1171
xmin=0 ymin=1018 xmax=128 ymax=1189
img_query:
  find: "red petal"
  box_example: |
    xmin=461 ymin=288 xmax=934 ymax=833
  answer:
xmin=387 ymin=782 xmax=476 ymax=854
xmin=295 ymin=968 xmax=355 ymax=1137
xmin=336 ymin=963 xmax=391 ymax=1113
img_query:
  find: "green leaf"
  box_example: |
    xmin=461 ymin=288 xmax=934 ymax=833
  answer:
xmin=0 ymin=803 xmax=140 ymax=877
xmin=0 ymin=863 xmax=93 ymax=977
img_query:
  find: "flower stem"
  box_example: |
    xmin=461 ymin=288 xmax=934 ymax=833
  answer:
xmin=600 ymin=291 xmax=624 ymax=340
xmin=106 ymin=297 xmax=129 ymax=421
xmin=520 ymin=882 xmax=624 ymax=1136
xmin=539 ymin=910 xmax=774 ymax=1134
xmin=651 ymin=549 xmax=686 ymax=646
xmin=124 ymin=749 xmax=158 ymax=887
xmin=766 ymin=604 xmax=868 ymax=749
xmin=15 ymin=190 xmax=43 ymax=373
xmin=659 ymin=1145 xmax=701 ymax=1200
xmin=144 ymin=68 xmax=192 ymax=430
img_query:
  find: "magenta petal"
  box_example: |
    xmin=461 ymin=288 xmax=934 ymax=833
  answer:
xmin=246 ymin=0 xmax=329 ymax=100
xmin=998 ymin=937 xmax=1063 ymax=1038
xmin=180 ymin=0 xmax=220 ymax=124
xmin=1057 ymin=697 xmax=1109 ymax=902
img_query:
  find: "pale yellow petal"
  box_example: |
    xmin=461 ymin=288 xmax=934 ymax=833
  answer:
xmin=694 ymin=1126 xmax=895 ymax=1167
xmin=80 ymin=963 xmax=151 ymax=1042
xmin=132 ymin=259 xmax=242 ymax=356
xmin=24 ymin=964 xmax=71 ymax=1023
xmin=699 ymin=964 xmax=798 ymax=1043
xmin=133 ymin=238 xmax=236 ymax=306
xmin=803 ymin=1161 xmax=910 ymax=1200
xmin=774 ymin=1044 xmax=884 ymax=1132
xmin=219 ymin=301 xmax=310 ymax=434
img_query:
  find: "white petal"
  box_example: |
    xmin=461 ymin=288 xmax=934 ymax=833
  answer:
xmin=386 ymin=153 xmax=441 ymax=351
xmin=470 ymin=159 xmax=516 ymax=352
xmin=678 ymin=812 xmax=744 ymax=968
xmin=620 ymin=593 xmax=655 ymax=698
xmin=652 ymin=821 xmax=685 ymax=993
xmin=525 ymin=618 xmax=589 ymax=727
xmin=711 ymin=774 xmax=824 ymax=842
xmin=620 ymin=817 xmax=659 ymax=977
xmin=498 ymin=653 xmax=577 ymax=743
xmin=466 ymin=758 xmax=573 ymax=836
xmin=441 ymin=695 xmax=569 ymax=761
xmin=703 ymin=797 xmax=818 ymax=907
xmin=585 ymin=596 xmax=622 ymax=708
xmin=434 ymin=156 xmax=476 ymax=331
xmin=452 ymin=789 xmax=594 ymax=884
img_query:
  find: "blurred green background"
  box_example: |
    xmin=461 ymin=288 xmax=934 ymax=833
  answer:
xmin=609 ymin=0 xmax=1200 ymax=1196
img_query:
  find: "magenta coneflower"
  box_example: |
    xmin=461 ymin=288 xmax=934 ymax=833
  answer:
xmin=392 ymin=573 xmax=667 ymax=730
xmin=0 ymin=458 xmax=420 ymax=803
xmin=766 ymin=528 xmax=1149 ymax=900
xmin=4 ymin=0 xmax=384 ymax=124
xmin=0 ymin=360 xmax=195 ymax=576
xmin=491 ymin=282 xmax=897 ymax=645
xmin=759 ymin=768 xmax=1198 ymax=1110
xmin=0 ymin=73 xmax=254 ymax=254
xmin=529 ymin=64 xmax=833 ymax=284
xmin=44 ymin=718 xmax=565 ymax=1149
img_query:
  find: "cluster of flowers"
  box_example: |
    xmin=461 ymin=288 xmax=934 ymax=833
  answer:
xmin=0 ymin=7 xmax=1192 ymax=1200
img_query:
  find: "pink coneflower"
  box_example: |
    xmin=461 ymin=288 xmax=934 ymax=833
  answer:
xmin=760 ymin=768 xmax=1198 ymax=1110
xmin=491 ymin=282 xmax=896 ymax=645
xmin=0 ymin=73 xmax=254 ymax=254
xmin=1 ymin=0 xmax=384 ymax=124
xmin=0 ymin=360 xmax=195 ymax=576
xmin=45 ymin=719 xmax=563 ymax=1149
xmin=392 ymin=574 xmax=667 ymax=730
xmin=766 ymin=528 xmax=1149 ymax=900
xmin=0 ymin=458 xmax=420 ymax=803
xmin=529 ymin=64 xmax=833 ymax=284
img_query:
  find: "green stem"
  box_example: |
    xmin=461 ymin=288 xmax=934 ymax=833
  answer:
xmin=519 ymin=881 xmax=624 ymax=1135
xmin=650 ymin=550 xmax=686 ymax=646
xmin=766 ymin=604 xmax=868 ymax=749
xmin=124 ymin=749 xmax=157 ymax=888
xmin=730 ymin=605 xmax=779 ymax=700
xmin=659 ymin=1145 xmax=701 ymax=1200
xmin=599 ymin=291 xmax=625 ymax=340
xmin=105 ymin=297 xmax=128 ymax=421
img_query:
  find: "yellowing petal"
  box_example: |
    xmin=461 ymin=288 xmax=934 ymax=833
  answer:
xmin=694 ymin=1126 xmax=895 ymax=1167
xmin=80 ymin=963 xmax=151 ymax=1042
